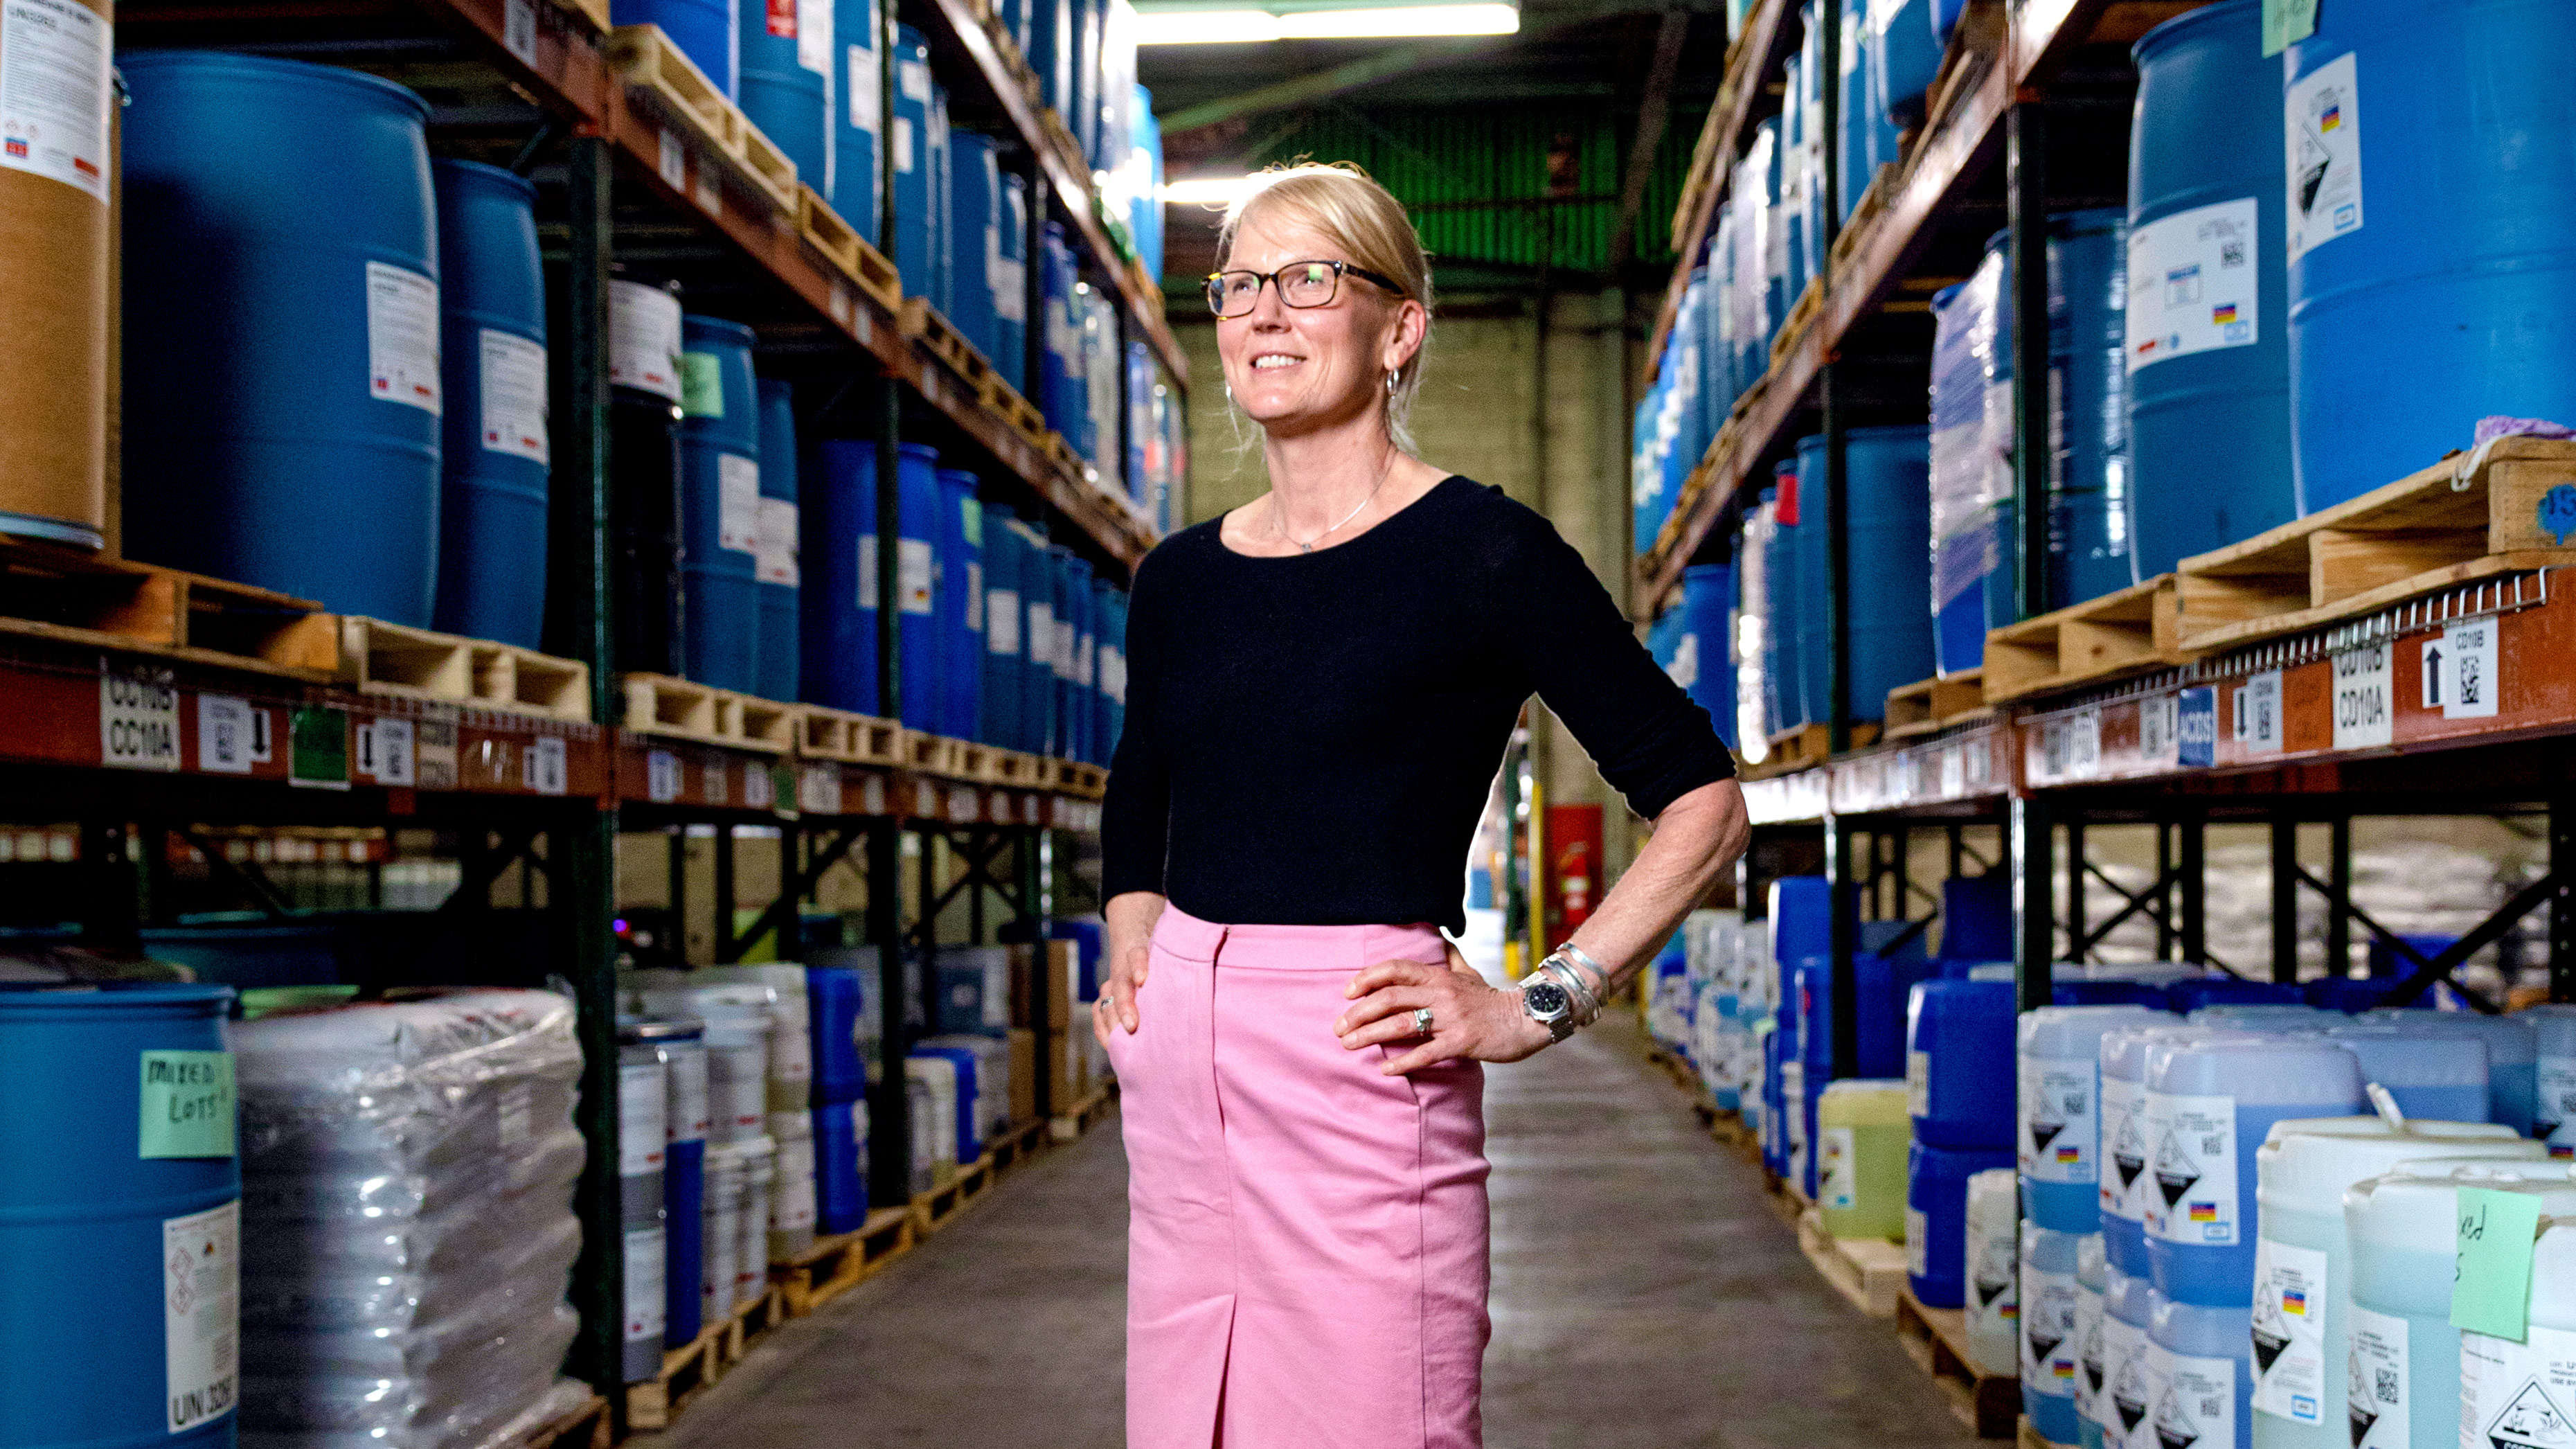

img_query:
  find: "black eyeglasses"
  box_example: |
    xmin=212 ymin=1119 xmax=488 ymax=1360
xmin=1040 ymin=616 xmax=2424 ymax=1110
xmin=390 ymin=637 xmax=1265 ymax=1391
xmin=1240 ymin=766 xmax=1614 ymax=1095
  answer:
xmin=1205 ymin=259 xmax=1406 ymax=318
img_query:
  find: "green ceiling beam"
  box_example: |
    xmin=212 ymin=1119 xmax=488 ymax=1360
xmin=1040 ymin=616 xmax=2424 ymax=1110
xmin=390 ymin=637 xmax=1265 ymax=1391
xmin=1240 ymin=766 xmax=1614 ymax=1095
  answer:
xmin=1157 ymin=38 xmax=1508 ymax=136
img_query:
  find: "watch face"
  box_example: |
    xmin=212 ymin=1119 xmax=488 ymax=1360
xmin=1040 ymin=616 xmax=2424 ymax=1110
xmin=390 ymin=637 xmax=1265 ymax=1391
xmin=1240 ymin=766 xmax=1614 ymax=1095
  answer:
xmin=1525 ymin=982 xmax=1568 ymax=1017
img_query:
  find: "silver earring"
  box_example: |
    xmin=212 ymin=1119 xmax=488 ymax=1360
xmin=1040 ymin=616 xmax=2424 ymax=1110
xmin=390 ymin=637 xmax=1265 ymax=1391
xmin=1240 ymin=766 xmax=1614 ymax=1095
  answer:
xmin=1386 ymin=370 xmax=1397 ymax=393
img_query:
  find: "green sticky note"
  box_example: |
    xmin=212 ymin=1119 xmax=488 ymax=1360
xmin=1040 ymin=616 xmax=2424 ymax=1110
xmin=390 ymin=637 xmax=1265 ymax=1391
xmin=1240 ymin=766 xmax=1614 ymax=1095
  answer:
xmin=140 ymin=1051 xmax=236 ymax=1159
xmin=2453 ymin=1186 xmax=2542 ymax=1340
xmin=2262 ymin=0 xmax=2319 ymax=55
xmin=680 ymin=352 xmax=725 ymax=418
xmin=289 ymin=706 xmax=349 ymax=790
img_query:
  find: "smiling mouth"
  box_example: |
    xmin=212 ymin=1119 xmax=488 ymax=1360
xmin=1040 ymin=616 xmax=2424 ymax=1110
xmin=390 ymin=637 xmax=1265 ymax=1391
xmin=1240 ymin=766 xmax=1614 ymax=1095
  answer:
xmin=1251 ymin=355 xmax=1303 ymax=371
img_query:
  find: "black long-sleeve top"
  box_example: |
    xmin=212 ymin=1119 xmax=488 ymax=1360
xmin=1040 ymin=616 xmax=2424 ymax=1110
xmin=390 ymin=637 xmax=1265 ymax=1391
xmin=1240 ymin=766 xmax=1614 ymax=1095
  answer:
xmin=1099 ymin=475 xmax=1737 ymax=935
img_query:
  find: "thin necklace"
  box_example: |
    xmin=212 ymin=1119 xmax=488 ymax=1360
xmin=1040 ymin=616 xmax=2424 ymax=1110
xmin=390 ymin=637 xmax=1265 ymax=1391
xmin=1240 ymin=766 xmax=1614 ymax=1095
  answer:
xmin=1276 ymin=453 xmax=1395 ymax=553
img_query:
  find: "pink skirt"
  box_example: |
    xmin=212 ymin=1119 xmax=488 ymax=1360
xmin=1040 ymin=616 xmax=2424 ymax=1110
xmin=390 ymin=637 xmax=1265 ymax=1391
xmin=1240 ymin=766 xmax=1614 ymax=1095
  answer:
xmin=1109 ymin=905 xmax=1491 ymax=1449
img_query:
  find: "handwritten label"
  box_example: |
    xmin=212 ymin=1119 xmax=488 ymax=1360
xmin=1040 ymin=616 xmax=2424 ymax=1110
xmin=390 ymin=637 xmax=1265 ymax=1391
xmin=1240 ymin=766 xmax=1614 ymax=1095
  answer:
xmin=101 ymin=665 xmax=180 ymax=771
xmin=2453 ymin=1186 xmax=2541 ymax=1341
xmin=140 ymin=1051 xmax=235 ymax=1159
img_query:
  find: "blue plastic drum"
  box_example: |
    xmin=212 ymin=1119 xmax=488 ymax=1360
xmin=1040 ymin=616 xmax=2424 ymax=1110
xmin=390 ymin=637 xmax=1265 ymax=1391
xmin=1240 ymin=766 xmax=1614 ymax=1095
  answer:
xmin=895 ymin=443 xmax=942 ymax=729
xmin=2048 ymin=209 xmax=2133 ymax=605
xmin=679 ymin=315 xmax=762 ymax=693
xmin=429 ymin=160 xmax=548 ymax=648
xmin=1908 ymin=979 xmax=2018 ymax=1148
xmin=832 ymin=0 xmax=882 ymax=234
xmin=1908 ymin=1139 xmax=2016 ymax=1307
xmin=801 ymin=439 xmax=882 ymax=714
xmin=737 ymin=0 xmax=829 ymax=192
xmin=755 ymin=380 xmax=801 ymax=703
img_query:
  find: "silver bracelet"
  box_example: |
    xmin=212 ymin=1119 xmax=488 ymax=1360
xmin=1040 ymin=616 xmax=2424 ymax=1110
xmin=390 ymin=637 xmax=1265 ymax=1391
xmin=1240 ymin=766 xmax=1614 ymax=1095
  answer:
xmin=1535 ymin=956 xmax=1601 ymax=1027
xmin=1554 ymin=941 xmax=1614 ymax=1006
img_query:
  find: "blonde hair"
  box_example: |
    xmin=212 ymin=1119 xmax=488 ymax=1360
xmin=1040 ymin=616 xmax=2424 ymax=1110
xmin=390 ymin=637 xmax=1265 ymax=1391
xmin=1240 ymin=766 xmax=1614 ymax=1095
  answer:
xmin=1215 ymin=161 xmax=1434 ymax=452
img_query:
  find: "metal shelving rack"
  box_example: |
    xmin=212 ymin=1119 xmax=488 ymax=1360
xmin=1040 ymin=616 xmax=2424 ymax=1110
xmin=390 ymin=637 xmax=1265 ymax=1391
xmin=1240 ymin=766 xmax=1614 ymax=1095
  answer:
xmin=1635 ymin=0 xmax=2575 ymax=1072
xmin=5 ymin=0 xmax=1156 ymax=1428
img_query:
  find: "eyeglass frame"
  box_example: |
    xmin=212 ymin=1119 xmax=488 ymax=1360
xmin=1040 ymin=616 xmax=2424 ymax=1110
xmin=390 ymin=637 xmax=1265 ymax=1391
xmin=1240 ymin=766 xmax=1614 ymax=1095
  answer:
xmin=1204 ymin=258 xmax=1407 ymax=318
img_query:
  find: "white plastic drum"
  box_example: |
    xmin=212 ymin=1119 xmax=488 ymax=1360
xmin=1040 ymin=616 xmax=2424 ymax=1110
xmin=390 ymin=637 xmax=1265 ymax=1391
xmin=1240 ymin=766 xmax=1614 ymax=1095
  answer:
xmin=735 ymin=1134 xmax=774 ymax=1309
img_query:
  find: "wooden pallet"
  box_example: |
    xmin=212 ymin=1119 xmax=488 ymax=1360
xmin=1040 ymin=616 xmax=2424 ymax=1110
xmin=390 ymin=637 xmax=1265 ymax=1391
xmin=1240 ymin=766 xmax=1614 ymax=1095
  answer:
xmin=1037 ymin=108 xmax=1087 ymax=187
xmin=1827 ymin=163 xmax=1899 ymax=274
xmin=987 ymin=1116 xmax=1051 ymax=1174
xmin=1050 ymin=758 xmax=1107 ymax=799
xmin=983 ymin=12 xmax=1041 ymax=102
xmin=773 ymin=1204 xmax=917 ymax=1316
xmin=0 ymin=540 xmax=338 ymax=679
xmin=621 ymin=673 xmax=796 ymax=752
xmin=987 ymin=748 xmax=1048 ymax=788
xmin=625 ymin=1317 xmax=724 ymax=1430
xmin=1897 ymin=1288 xmax=2022 ymax=1439
xmin=794 ymin=703 xmax=904 ymax=766
xmin=1749 ymin=720 xmax=1881 ymax=776
xmin=1050 ymin=1081 xmax=1119 ymax=1141
xmin=2174 ymin=437 xmax=2576 ymax=652
xmin=1044 ymin=432 xmax=1086 ymax=485
xmin=900 ymin=298 xmax=1001 ymax=397
xmin=1771 ymin=274 xmax=1825 ymax=366
xmin=981 ymin=375 xmax=1050 ymax=450
xmin=1981 ymin=574 xmax=2186 ymax=705
xmin=797 ymin=186 xmax=902 ymax=313
xmin=605 ymin=26 xmax=796 ymax=214
xmin=1884 ymin=668 xmax=1989 ymax=740
xmin=911 ymin=1149 xmax=997 ymax=1234
xmin=508 ymin=1394 xmax=610 ymax=1449
xmin=902 ymin=729 xmax=969 ymax=779
xmin=1796 ymin=1207 xmax=1908 ymax=1317
xmin=952 ymin=740 xmax=995 ymax=783
xmin=545 ymin=0 xmax=609 ymax=33
xmin=337 ymin=617 xmax=593 ymax=722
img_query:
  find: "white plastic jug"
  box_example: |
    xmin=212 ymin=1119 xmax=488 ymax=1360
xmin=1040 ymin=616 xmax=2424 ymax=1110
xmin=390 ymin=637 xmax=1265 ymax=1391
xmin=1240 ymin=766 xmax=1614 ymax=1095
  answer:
xmin=1965 ymin=1167 xmax=2020 ymax=1377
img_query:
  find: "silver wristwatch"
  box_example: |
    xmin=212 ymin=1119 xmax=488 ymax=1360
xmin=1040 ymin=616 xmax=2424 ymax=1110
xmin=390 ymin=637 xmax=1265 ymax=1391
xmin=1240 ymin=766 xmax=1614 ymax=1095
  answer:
xmin=1519 ymin=973 xmax=1577 ymax=1042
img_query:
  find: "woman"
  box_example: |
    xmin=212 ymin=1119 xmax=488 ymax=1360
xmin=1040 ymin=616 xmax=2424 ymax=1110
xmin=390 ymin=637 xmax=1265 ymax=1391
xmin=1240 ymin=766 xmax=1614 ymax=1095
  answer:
xmin=1095 ymin=162 xmax=1751 ymax=1449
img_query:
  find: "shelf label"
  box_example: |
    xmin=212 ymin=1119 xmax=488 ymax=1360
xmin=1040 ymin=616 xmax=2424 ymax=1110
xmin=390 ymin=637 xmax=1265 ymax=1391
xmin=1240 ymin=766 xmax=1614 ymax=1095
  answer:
xmin=647 ymin=749 xmax=681 ymax=803
xmin=861 ymin=773 xmax=886 ymax=815
xmin=356 ymin=718 xmax=415 ymax=786
xmin=2138 ymin=692 xmax=2180 ymax=767
xmin=742 ymin=761 xmax=776 ymax=810
xmin=414 ymin=715 xmax=458 ymax=790
xmin=1938 ymin=743 xmax=1965 ymax=798
xmin=100 ymin=664 xmax=180 ymax=772
xmin=2424 ymin=617 xmax=2501 ymax=720
xmin=828 ymin=284 xmax=852 ymax=326
xmin=2179 ymin=687 xmax=2218 ymax=767
xmin=2332 ymin=642 xmax=2394 ymax=749
xmin=693 ymin=165 xmax=722 ymax=216
xmin=949 ymin=785 xmax=978 ymax=822
xmin=2234 ymin=671 xmax=2284 ymax=755
xmin=503 ymin=0 xmax=538 ymax=64
xmin=195 ymin=694 xmax=259 ymax=774
xmin=798 ymin=763 xmax=843 ymax=815
xmin=915 ymin=779 xmax=938 ymax=817
xmin=657 ymin=129 xmax=686 ymax=190
xmin=289 ymin=706 xmax=350 ymax=789
xmin=524 ymin=736 xmax=568 ymax=795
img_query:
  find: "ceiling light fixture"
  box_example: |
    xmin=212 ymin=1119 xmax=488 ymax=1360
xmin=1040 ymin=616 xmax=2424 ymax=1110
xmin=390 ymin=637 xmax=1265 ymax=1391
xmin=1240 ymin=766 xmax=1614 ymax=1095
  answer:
xmin=1134 ymin=2 xmax=1517 ymax=44
xmin=1159 ymin=175 xmax=1262 ymax=206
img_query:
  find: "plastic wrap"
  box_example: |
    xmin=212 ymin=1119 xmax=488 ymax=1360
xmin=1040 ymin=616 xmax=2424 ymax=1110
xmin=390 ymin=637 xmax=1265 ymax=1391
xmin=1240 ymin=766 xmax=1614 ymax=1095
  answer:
xmin=1735 ymin=504 xmax=1773 ymax=751
xmin=231 ymin=988 xmax=587 ymax=1449
xmin=1930 ymin=247 xmax=2013 ymax=614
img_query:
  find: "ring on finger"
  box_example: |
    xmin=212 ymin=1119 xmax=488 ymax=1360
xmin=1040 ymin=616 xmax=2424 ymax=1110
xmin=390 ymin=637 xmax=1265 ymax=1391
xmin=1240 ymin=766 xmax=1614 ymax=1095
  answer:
xmin=1411 ymin=1006 xmax=1435 ymax=1036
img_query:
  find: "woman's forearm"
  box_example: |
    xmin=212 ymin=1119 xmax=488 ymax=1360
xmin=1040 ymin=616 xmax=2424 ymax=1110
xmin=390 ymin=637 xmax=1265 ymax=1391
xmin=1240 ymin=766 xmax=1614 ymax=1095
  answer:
xmin=1560 ymin=778 xmax=1751 ymax=997
xmin=1105 ymin=890 xmax=1168 ymax=967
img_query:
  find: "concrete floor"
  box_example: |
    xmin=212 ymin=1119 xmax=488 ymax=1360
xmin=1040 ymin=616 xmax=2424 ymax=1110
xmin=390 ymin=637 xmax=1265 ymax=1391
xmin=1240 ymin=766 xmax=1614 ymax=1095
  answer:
xmin=641 ymin=1017 xmax=1980 ymax=1449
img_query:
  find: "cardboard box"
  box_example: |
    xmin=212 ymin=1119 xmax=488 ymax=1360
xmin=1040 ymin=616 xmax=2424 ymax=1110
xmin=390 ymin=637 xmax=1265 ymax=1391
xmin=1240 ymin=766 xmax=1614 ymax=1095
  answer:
xmin=1009 ymin=940 xmax=1076 ymax=1029
xmin=1008 ymin=1028 xmax=1037 ymax=1126
xmin=1050 ymin=1022 xmax=1088 ymax=1108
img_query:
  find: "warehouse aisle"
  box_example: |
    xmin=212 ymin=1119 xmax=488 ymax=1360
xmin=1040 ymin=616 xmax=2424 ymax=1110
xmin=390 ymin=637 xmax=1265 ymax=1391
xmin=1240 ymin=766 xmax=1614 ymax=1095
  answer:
xmin=646 ymin=1016 xmax=1976 ymax=1449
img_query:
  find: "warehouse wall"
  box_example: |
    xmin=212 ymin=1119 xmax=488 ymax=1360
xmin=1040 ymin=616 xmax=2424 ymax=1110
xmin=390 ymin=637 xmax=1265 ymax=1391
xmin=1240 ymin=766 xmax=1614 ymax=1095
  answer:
xmin=1171 ymin=290 xmax=1645 ymax=875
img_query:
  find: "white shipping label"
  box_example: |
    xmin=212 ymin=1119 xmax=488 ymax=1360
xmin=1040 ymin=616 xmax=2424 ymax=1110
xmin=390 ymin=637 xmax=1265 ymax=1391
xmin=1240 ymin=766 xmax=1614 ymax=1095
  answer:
xmin=756 ymin=498 xmax=800 ymax=585
xmin=897 ymin=55 xmax=929 ymax=103
xmin=2103 ymin=1076 xmax=2149 ymax=1223
xmin=897 ymin=537 xmax=933 ymax=614
xmin=965 ymin=560 xmax=983 ymax=632
xmin=2332 ymin=642 xmax=2395 ymax=750
xmin=718 ymin=454 xmax=760 ymax=553
xmin=1054 ymin=617 xmax=1076 ymax=681
xmin=618 ymin=1063 xmax=667 ymax=1174
xmin=2539 ymin=1054 xmax=2576 ymax=1155
xmin=987 ymin=589 xmax=1021 ymax=655
xmin=2285 ymin=52 xmax=2363 ymax=266
xmin=1101 ymin=646 xmax=1126 ymax=706
xmin=196 ymin=695 xmax=256 ymax=774
xmin=623 ymin=1226 xmax=667 ymax=1342
xmin=848 ymin=46 xmax=882 ymax=132
xmin=1908 ymin=1049 xmax=1931 ymax=1118
xmin=1820 ymin=1125 xmax=1857 ymax=1210
xmin=1027 ymin=601 xmax=1054 ymax=670
xmin=2346 ymin=1304 xmax=2408 ymax=1449
xmin=2101 ymin=1313 xmax=2147 ymax=1448
xmin=2251 ymin=1236 xmax=2329 ymax=1423
xmin=2125 ymin=198 xmax=2261 ymax=370
xmin=1906 ymin=1206 xmax=1930 ymax=1279
xmin=2460 ymin=1323 xmax=2576 ymax=1449
xmin=609 ymin=278 xmax=685 ymax=399
xmin=2144 ymin=1090 xmax=2240 ymax=1245
xmin=365 ymin=261 xmax=442 ymax=414
xmin=2147 ymin=1342 xmax=2235 ymax=1449
xmin=2022 ymin=1055 xmax=2098 ymax=1184
xmin=796 ymin=0 xmax=831 ymax=73
xmin=2077 ymin=1282 xmax=2105 ymax=1425
xmin=2023 ymin=1265 xmax=2082 ymax=1399
xmin=2429 ymin=616 xmax=2501 ymax=720
xmin=163 ymin=1200 xmax=240 ymax=1433
xmin=992 ymin=256 xmax=1028 ymax=322
xmin=0 ymin=0 xmax=112 ymax=201
xmin=891 ymin=116 xmax=915 ymax=173
xmin=478 ymin=331 xmax=550 ymax=462
xmin=855 ymin=533 xmax=877 ymax=609
xmin=101 ymin=666 xmax=179 ymax=772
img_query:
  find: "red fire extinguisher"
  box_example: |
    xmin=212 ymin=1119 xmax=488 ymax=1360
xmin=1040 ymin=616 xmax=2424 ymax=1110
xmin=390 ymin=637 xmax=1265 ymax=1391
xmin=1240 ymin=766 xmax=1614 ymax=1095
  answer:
xmin=1544 ymin=803 xmax=1604 ymax=935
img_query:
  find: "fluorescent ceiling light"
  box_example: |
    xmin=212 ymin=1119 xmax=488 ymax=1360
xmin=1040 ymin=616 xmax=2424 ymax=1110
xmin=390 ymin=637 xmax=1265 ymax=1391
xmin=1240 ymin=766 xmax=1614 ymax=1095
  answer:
xmin=1161 ymin=175 xmax=1260 ymax=206
xmin=1134 ymin=3 xmax=1516 ymax=43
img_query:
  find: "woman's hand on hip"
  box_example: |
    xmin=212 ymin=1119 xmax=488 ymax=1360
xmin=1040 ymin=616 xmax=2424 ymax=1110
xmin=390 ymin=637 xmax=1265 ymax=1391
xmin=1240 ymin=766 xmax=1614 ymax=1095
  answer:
xmin=1095 ymin=892 xmax=1165 ymax=1048
xmin=1335 ymin=941 xmax=1553 ymax=1075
